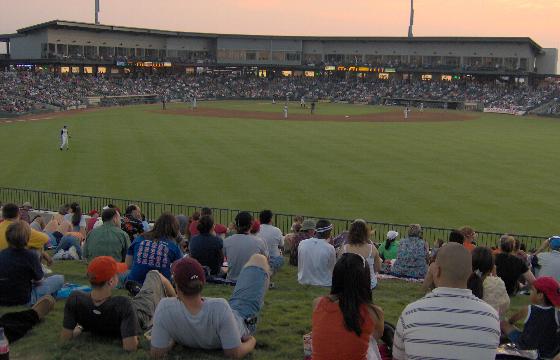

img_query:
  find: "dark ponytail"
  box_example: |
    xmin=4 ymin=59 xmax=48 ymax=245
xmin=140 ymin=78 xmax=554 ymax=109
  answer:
xmin=385 ymin=238 xmax=395 ymax=250
xmin=467 ymin=246 xmax=494 ymax=300
xmin=467 ymin=272 xmax=484 ymax=299
xmin=70 ymin=202 xmax=82 ymax=227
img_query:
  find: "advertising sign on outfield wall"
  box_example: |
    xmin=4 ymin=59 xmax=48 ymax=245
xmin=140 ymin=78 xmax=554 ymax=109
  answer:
xmin=483 ymin=108 xmax=527 ymax=116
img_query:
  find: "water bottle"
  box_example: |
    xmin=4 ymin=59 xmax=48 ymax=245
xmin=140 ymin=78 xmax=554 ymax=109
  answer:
xmin=0 ymin=327 xmax=9 ymax=360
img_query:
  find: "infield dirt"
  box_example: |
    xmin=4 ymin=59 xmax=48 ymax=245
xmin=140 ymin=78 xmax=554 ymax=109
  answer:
xmin=152 ymin=107 xmax=477 ymax=123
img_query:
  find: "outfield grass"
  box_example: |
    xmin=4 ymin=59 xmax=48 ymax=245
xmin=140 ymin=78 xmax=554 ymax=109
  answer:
xmin=1 ymin=101 xmax=559 ymax=236
xmin=5 ymin=260 xmax=530 ymax=360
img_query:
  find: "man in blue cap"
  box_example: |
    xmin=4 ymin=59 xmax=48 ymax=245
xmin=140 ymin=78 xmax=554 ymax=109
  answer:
xmin=533 ymin=236 xmax=560 ymax=282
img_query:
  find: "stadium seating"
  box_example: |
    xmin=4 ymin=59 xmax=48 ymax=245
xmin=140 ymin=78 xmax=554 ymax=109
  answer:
xmin=1 ymin=71 xmax=559 ymax=114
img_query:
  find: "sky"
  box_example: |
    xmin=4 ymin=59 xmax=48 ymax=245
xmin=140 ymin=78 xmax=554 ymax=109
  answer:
xmin=0 ymin=0 xmax=558 ymax=70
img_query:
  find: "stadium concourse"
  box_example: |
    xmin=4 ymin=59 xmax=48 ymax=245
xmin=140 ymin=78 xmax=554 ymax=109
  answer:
xmin=0 ymin=200 xmax=559 ymax=359
xmin=0 ymin=71 xmax=559 ymax=116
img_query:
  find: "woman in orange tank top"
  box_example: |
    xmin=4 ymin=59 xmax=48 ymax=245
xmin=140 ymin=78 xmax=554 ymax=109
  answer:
xmin=312 ymin=253 xmax=385 ymax=360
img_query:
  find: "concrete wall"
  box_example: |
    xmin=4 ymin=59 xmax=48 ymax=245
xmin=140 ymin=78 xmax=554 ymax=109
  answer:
xmin=166 ymin=37 xmax=213 ymax=51
xmin=10 ymin=31 xmax=47 ymax=59
xmin=536 ymin=49 xmax=558 ymax=75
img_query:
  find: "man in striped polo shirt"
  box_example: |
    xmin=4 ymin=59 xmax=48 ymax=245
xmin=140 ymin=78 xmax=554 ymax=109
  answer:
xmin=393 ymin=243 xmax=500 ymax=360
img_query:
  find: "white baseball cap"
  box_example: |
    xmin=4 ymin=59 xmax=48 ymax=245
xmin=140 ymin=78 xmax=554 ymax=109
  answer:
xmin=387 ymin=230 xmax=399 ymax=240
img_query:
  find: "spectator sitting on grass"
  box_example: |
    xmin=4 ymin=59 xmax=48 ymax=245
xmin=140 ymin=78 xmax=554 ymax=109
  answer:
xmin=532 ymin=236 xmax=560 ymax=282
xmin=186 ymin=211 xmax=200 ymax=239
xmin=257 ymin=210 xmax=285 ymax=274
xmin=83 ymin=208 xmax=130 ymax=262
xmin=86 ymin=210 xmax=99 ymax=233
xmin=459 ymin=226 xmax=477 ymax=252
xmin=60 ymin=256 xmax=175 ymax=352
xmin=223 ymin=211 xmax=269 ymax=282
xmin=121 ymin=204 xmax=145 ymax=241
xmin=393 ymin=243 xmax=500 ymax=359
xmin=338 ymin=219 xmax=382 ymax=289
xmin=495 ymin=235 xmax=535 ymax=296
xmin=467 ymin=246 xmax=510 ymax=317
xmin=44 ymin=204 xmax=70 ymax=233
xmin=189 ymin=215 xmax=224 ymax=276
xmin=30 ymin=215 xmax=45 ymax=233
xmin=150 ymin=255 xmax=270 ymax=359
xmin=501 ymin=276 xmax=560 ymax=359
xmin=422 ymin=230 xmax=465 ymax=292
xmin=298 ymin=219 xmax=336 ymax=287
xmin=391 ymin=224 xmax=429 ymax=279
xmin=63 ymin=202 xmax=87 ymax=238
xmin=289 ymin=219 xmax=316 ymax=266
xmin=0 ymin=203 xmax=49 ymax=251
xmin=19 ymin=202 xmax=33 ymax=224
xmin=311 ymin=253 xmax=385 ymax=360
xmin=125 ymin=212 xmax=183 ymax=285
xmin=284 ymin=222 xmax=302 ymax=255
xmin=188 ymin=207 xmax=227 ymax=239
xmin=379 ymin=230 xmax=399 ymax=261
xmin=0 ymin=221 xmax=64 ymax=306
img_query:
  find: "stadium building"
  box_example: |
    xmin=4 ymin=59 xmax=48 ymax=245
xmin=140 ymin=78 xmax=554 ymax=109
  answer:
xmin=0 ymin=20 xmax=557 ymax=83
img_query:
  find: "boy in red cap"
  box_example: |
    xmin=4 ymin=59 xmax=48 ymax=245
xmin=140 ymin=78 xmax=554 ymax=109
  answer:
xmin=501 ymin=276 xmax=560 ymax=358
xmin=150 ymin=254 xmax=269 ymax=358
xmin=60 ymin=256 xmax=175 ymax=352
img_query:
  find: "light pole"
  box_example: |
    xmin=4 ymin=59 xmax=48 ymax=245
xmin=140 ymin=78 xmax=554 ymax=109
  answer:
xmin=408 ymin=0 xmax=414 ymax=38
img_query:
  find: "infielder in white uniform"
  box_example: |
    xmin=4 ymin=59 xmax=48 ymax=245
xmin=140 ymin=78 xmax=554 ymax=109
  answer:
xmin=283 ymin=105 xmax=288 ymax=119
xmin=404 ymin=107 xmax=410 ymax=120
xmin=60 ymin=125 xmax=69 ymax=150
xmin=192 ymin=97 xmax=197 ymax=111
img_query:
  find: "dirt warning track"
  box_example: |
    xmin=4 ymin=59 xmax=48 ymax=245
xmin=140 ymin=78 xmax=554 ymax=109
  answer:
xmin=151 ymin=107 xmax=477 ymax=123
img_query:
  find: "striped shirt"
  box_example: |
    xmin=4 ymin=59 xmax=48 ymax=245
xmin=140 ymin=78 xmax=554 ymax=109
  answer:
xmin=393 ymin=287 xmax=500 ymax=360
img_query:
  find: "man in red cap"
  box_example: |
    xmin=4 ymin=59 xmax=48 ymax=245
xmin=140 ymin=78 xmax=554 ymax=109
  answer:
xmin=501 ymin=276 xmax=560 ymax=358
xmin=150 ymin=254 xmax=270 ymax=358
xmin=60 ymin=256 xmax=175 ymax=352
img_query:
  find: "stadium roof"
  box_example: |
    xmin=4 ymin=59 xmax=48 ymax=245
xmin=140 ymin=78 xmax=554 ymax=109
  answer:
xmin=16 ymin=20 xmax=543 ymax=51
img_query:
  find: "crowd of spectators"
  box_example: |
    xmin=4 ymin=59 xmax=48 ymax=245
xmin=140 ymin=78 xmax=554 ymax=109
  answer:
xmin=1 ymin=70 xmax=559 ymax=115
xmin=1 ymin=199 xmax=560 ymax=358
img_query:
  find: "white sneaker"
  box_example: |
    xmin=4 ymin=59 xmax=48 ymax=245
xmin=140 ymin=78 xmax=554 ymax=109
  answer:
xmin=68 ymin=246 xmax=80 ymax=260
xmin=53 ymin=249 xmax=65 ymax=260
xmin=41 ymin=263 xmax=53 ymax=274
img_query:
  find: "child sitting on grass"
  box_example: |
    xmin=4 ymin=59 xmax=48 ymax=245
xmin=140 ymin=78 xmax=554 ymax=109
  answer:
xmin=501 ymin=276 xmax=560 ymax=359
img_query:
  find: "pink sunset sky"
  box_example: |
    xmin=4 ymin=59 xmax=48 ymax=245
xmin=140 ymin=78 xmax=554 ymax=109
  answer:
xmin=1 ymin=0 xmax=558 ymax=69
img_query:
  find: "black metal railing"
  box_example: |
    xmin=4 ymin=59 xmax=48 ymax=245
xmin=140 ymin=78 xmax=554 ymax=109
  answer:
xmin=0 ymin=186 xmax=548 ymax=249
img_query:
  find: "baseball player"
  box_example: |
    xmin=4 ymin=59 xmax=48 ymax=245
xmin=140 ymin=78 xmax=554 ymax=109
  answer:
xmin=300 ymin=96 xmax=305 ymax=108
xmin=419 ymin=102 xmax=424 ymax=112
xmin=60 ymin=125 xmax=70 ymax=150
xmin=192 ymin=97 xmax=197 ymax=111
xmin=283 ymin=105 xmax=288 ymax=119
xmin=404 ymin=107 xmax=410 ymax=120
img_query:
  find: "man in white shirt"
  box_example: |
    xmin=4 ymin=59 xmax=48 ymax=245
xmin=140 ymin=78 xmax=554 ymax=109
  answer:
xmin=297 ymin=219 xmax=336 ymax=287
xmin=257 ymin=210 xmax=284 ymax=274
xmin=393 ymin=243 xmax=500 ymax=360
xmin=60 ymin=125 xmax=69 ymax=150
xmin=533 ymin=236 xmax=560 ymax=282
xmin=150 ymin=255 xmax=269 ymax=359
